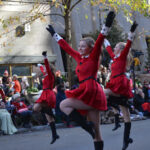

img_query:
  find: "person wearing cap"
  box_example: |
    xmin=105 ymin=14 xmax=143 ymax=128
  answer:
xmin=33 ymin=51 xmax=59 ymax=144
xmin=2 ymin=70 xmax=9 ymax=85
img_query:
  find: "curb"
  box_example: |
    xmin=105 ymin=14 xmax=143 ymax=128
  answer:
xmin=16 ymin=123 xmax=65 ymax=134
xmin=16 ymin=117 xmax=147 ymax=134
xmin=1 ymin=117 xmax=149 ymax=135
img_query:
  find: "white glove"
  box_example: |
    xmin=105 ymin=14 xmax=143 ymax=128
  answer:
xmin=101 ymin=25 xmax=110 ymax=36
xmin=53 ymin=33 xmax=63 ymax=42
xmin=104 ymin=39 xmax=110 ymax=48
xmin=37 ymin=64 xmax=43 ymax=67
xmin=128 ymin=32 xmax=135 ymax=41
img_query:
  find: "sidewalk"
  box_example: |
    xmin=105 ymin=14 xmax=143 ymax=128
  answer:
xmin=0 ymin=116 xmax=148 ymax=136
xmin=0 ymin=123 xmax=66 ymax=136
xmin=16 ymin=115 xmax=148 ymax=134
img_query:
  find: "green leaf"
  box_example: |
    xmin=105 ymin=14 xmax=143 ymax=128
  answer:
xmin=64 ymin=5 xmax=67 ymax=10
xmin=85 ymin=14 xmax=88 ymax=19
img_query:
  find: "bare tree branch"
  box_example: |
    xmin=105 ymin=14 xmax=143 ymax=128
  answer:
xmin=44 ymin=13 xmax=64 ymax=18
xmin=70 ymin=0 xmax=82 ymax=11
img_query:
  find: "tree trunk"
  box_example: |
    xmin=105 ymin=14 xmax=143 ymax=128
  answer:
xmin=64 ymin=11 xmax=72 ymax=88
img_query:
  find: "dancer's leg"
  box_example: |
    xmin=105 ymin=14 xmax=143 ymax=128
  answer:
xmin=112 ymin=107 xmax=121 ymax=131
xmin=45 ymin=114 xmax=59 ymax=144
xmin=88 ymin=110 xmax=104 ymax=150
xmin=60 ymin=98 xmax=95 ymax=138
xmin=33 ymin=103 xmax=42 ymax=112
xmin=120 ymin=105 xmax=133 ymax=150
xmin=60 ymin=98 xmax=92 ymax=115
xmin=104 ymin=88 xmax=120 ymax=98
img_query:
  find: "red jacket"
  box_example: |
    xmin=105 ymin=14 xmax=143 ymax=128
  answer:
xmin=106 ymin=40 xmax=132 ymax=79
xmin=56 ymin=33 xmax=107 ymax=112
xmin=13 ymin=80 xmax=21 ymax=93
xmin=12 ymin=101 xmax=28 ymax=114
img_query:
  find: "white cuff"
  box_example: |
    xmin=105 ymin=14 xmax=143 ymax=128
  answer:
xmin=53 ymin=33 xmax=63 ymax=42
xmin=128 ymin=32 xmax=135 ymax=41
xmin=37 ymin=64 xmax=43 ymax=67
xmin=104 ymin=39 xmax=110 ymax=48
xmin=101 ymin=25 xmax=110 ymax=36
xmin=43 ymin=56 xmax=47 ymax=59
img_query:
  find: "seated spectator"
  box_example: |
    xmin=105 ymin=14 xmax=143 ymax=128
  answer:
xmin=4 ymin=76 xmax=15 ymax=97
xmin=0 ymin=100 xmax=17 ymax=135
xmin=12 ymin=74 xmax=21 ymax=94
xmin=11 ymin=94 xmax=32 ymax=128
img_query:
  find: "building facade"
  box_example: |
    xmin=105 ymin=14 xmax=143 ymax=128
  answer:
xmin=0 ymin=0 xmax=149 ymax=81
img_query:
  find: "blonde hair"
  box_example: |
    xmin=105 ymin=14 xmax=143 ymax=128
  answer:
xmin=118 ymin=42 xmax=126 ymax=51
xmin=126 ymin=51 xmax=133 ymax=70
xmin=80 ymin=37 xmax=95 ymax=48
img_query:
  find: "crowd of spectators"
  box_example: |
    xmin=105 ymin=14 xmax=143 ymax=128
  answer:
xmin=0 ymin=67 xmax=150 ymax=135
xmin=99 ymin=65 xmax=150 ymax=119
xmin=0 ymin=70 xmax=33 ymax=135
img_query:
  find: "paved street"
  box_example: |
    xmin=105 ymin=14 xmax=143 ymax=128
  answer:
xmin=0 ymin=119 xmax=150 ymax=150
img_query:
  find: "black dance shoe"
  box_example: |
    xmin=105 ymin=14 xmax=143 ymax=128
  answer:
xmin=50 ymin=135 xmax=60 ymax=144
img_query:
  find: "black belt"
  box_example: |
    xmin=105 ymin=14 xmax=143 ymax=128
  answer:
xmin=43 ymin=88 xmax=51 ymax=90
xmin=79 ymin=76 xmax=97 ymax=84
xmin=112 ymin=73 xmax=125 ymax=79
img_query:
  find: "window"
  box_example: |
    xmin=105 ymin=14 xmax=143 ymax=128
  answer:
xmin=0 ymin=64 xmax=32 ymax=77
xmin=12 ymin=65 xmax=31 ymax=76
xmin=0 ymin=64 xmax=33 ymax=86
xmin=0 ymin=66 xmax=9 ymax=76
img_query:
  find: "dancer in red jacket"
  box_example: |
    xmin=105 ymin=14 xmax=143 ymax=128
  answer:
xmin=46 ymin=11 xmax=115 ymax=150
xmin=33 ymin=51 xmax=59 ymax=144
xmin=103 ymin=21 xmax=138 ymax=150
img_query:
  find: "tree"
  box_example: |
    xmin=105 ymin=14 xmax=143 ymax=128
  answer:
xmin=95 ymin=0 xmax=150 ymax=19
xmin=0 ymin=0 xmax=84 ymax=87
xmin=0 ymin=0 xmax=149 ymax=86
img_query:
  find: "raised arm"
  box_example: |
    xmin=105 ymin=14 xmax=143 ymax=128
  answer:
xmin=42 ymin=51 xmax=54 ymax=81
xmin=90 ymin=11 xmax=115 ymax=60
xmin=46 ymin=25 xmax=80 ymax=62
xmin=120 ymin=21 xmax=138 ymax=59
xmin=104 ymin=39 xmax=115 ymax=59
